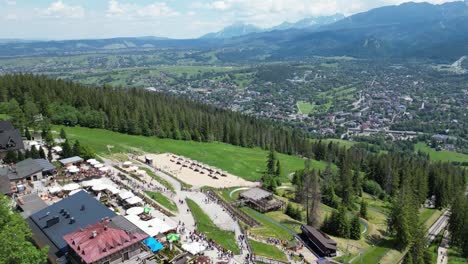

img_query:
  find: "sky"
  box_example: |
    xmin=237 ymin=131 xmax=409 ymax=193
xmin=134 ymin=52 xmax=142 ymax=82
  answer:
xmin=0 ymin=0 xmax=460 ymax=40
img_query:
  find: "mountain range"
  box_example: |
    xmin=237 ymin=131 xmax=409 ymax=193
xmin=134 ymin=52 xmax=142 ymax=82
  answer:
xmin=0 ymin=1 xmax=466 ymax=61
xmin=200 ymin=14 xmax=345 ymax=39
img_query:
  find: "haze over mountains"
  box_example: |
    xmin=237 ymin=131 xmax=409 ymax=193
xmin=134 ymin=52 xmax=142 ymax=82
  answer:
xmin=0 ymin=1 xmax=466 ymax=61
xmin=200 ymin=14 xmax=345 ymax=39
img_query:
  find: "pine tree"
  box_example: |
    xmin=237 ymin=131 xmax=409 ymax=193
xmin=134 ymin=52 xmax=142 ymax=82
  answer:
xmin=61 ymin=140 xmax=72 ymax=158
xmin=30 ymin=146 xmax=39 ymax=159
xmin=47 ymin=148 xmax=53 ymax=162
xmin=3 ymin=150 xmax=18 ymax=163
xmin=24 ymin=128 xmax=32 ymax=140
xmin=72 ymin=140 xmax=82 ymax=157
xmin=60 ymin=128 xmax=67 ymax=139
xmin=266 ymin=149 xmax=277 ymax=176
xmin=339 ymin=157 xmax=352 ymax=207
xmin=38 ymin=147 xmax=46 ymax=159
xmin=360 ymin=200 xmax=368 ymax=219
xmin=275 ymin=159 xmax=281 ymax=177
xmin=350 ymin=215 xmax=361 ymax=240
xmin=17 ymin=150 xmax=25 ymax=161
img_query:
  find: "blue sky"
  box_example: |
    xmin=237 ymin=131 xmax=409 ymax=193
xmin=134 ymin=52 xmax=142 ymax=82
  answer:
xmin=0 ymin=0 xmax=459 ymax=39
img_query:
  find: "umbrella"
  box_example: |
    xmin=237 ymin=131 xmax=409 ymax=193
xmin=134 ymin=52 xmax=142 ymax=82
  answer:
xmin=143 ymin=237 xmax=164 ymax=253
xmin=143 ymin=207 xmax=152 ymax=214
xmin=123 ymin=161 xmax=132 ymax=166
xmin=118 ymin=190 xmax=134 ymax=200
xmin=82 ymin=178 xmax=102 ymax=187
xmin=166 ymin=233 xmax=180 ymax=242
xmin=126 ymin=206 xmax=144 ymax=215
xmin=99 ymin=167 xmax=109 ymax=172
xmin=94 ymin=163 xmax=104 ymax=168
xmin=182 ymin=242 xmax=206 ymax=255
xmin=49 ymin=186 xmax=62 ymax=194
xmin=92 ymin=184 xmax=107 ymax=192
xmin=63 ymin=183 xmax=80 ymax=191
xmin=106 ymin=185 xmax=120 ymax=194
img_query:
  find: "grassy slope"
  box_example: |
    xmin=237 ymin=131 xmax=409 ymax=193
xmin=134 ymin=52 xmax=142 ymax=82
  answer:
xmin=58 ymin=126 xmax=321 ymax=181
xmin=249 ymin=239 xmax=288 ymax=262
xmin=186 ymin=199 xmax=240 ymax=254
xmin=415 ymin=142 xmax=468 ymax=163
xmin=145 ymin=191 xmax=178 ymax=212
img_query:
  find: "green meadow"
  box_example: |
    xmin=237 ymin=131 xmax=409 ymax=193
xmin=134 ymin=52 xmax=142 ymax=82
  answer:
xmin=56 ymin=126 xmax=328 ymax=181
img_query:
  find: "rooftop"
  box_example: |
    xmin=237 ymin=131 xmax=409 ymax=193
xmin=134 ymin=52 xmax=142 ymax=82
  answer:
xmin=0 ymin=124 xmax=24 ymax=153
xmin=16 ymin=193 xmax=48 ymax=218
xmin=301 ymin=225 xmax=337 ymax=251
xmin=63 ymin=219 xmax=148 ymax=264
xmin=240 ymin=187 xmax=272 ymax=201
xmin=0 ymin=158 xmax=55 ymax=181
xmin=29 ymin=191 xmax=117 ymax=254
xmin=58 ymin=156 xmax=83 ymax=165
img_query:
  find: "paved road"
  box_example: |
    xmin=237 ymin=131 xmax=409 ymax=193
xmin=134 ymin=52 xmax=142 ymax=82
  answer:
xmin=437 ymin=230 xmax=450 ymax=264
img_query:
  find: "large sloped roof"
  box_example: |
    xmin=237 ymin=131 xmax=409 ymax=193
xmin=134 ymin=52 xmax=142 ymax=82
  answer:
xmin=240 ymin=187 xmax=272 ymax=201
xmin=63 ymin=219 xmax=148 ymax=264
xmin=29 ymin=191 xmax=117 ymax=254
xmin=0 ymin=128 xmax=24 ymax=153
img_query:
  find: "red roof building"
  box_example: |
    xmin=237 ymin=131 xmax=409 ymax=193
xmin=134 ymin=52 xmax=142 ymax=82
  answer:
xmin=63 ymin=219 xmax=148 ymax=264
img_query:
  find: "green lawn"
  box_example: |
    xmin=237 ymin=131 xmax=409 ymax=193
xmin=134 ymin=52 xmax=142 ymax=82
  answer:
xmin=249 ymin=239 xmax=288 ymax=262
xmin=297 ymin=101 xmax=315 ymax=114
xmin=54 ymin=126 xmax=316 ymax=181
xmin=241 ymin=207 xmax=296 ymax=240
xmin=353 ymin=239 xmax=396 ymax=264
xmin=145 ymin=191 xmax=178 ymax=212
xmin=186 ymin=199 xmax=240 ymax=254
xmin=420 ymin=208 xmax=442 ymax=230
xmin=312 ymin=138 xmax=357 ymax=149
xmin=57 ymin=126 xmax=315 ymax=181
xmin=415 ymin=142 xmax=468 ymax=164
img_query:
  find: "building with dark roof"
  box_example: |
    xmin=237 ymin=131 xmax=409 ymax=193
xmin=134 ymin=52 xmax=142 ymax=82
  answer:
xmin=58 ymin=156 xmax=83 ymax=167
xmin=0 ymin=121 xmax=24 ymax=159
xmin=239 ymin=188 xmax=284 ymax=212
xmin=300 ymin=225 xmax=337 ymax=257
xmin=63 ymin=219 xmax=148 ymax=264
xmin=29 ymin=191 xmax=117 ymax=262
xmin=0 ymin=158 xmax=56 ymax=183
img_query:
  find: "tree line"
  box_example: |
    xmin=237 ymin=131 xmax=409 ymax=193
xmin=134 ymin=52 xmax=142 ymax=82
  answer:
xmin=0 ymin=74 xmax=309 ymax=156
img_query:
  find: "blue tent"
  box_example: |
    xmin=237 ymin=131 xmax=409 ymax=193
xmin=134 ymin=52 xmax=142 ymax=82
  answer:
xmin=143 ymin=237 xmax=164 ymax=252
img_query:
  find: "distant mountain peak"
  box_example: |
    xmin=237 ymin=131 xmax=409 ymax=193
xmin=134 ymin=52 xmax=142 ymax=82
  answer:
xmin=200 ymin=14 xmax=346 ymax=39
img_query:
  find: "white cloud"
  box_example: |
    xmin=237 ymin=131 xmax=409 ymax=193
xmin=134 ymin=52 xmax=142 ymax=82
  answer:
xmin=106 ymin=0 xmax=130 ymax=16
xmin=4 ymin=0 xmax=16 ymax=5
xmin=42 ymin=1 xmax=84 ymax=18
xmin=211 ymin=1 xmax=231 ymax=11
xmin=137 ymin=2 xmax=179 ymax=17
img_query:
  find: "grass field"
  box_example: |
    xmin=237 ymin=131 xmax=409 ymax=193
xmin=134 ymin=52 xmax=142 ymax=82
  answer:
xmin=57 ymin=126 xmax=319 ymax=181
xmin=186 ymin=199 xmax=240 ymax=254
xmin=242 ymin=207 xmax=296 ymax=241
xmin=420 ymin=208 xmax=442 ymax=230
xmin=312 ymin=138 xmax=357 ymax=149
xmin=447 ymin=247 xmax=468 ymax=263
xmin=415 ymin=142 xmax=468 ymax=163
xmin=145 ymin=191 xmax=178 ymax=212
xmin=249 ymin=239 xmax=288 ymax=262
xmin=297 ymin=101 xmax=315 ymax=114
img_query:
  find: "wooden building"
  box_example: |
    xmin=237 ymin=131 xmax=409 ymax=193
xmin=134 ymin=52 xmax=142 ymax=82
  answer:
xmin=239 ymin=188 xmax=284 ymax=213
xmin=300 ymin=225 xmax=337 ymax=257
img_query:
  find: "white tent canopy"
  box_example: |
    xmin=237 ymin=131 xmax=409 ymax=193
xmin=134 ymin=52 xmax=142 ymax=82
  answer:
xmin=67 ymin=165 xmax=78 ymax=171
xmin=118 ymin=190 xmax=134 ymax=200
xmin=128 ymin=166 xmax=139 ymax=172
xmin=124 ymin=214 xmax=174 ymax=237
xmin=68 ymin=168 xmax=80 ymax=173
xmin=63 ymin=183 xmax=81 ymax=191
xmin=106 ymin=185 xmax=120 ymax=194
xmin=99 ymin=167 xmax=109 ymax=172
xmin=87 ymin=158 xmax=97 ymax=163
xmin=94 ymin=163 xmax=104 ymax=168
xmin=136 ymin=170 xmax=146 ymax=175
xmin=82 ymin=178 xmax=102 ymax=187
xmin=69 ymin=189 xmax=86 ymax=196
xmin=125 ymin=196 xmax=143 ymax=205
xmin=182 ymin=242 xmax=206 ymax=255
xmin=123 ymin=161 xmax=132 ymax=166
xmin=126 ymin=206 xmax=144 ymax=215
xmin=48 ymin=186 xmax=62 ymax=194
xmin=52 ymin=146 xmax=63 ymax=152
xmin=92 ymin=184 xmax=107 ymax=192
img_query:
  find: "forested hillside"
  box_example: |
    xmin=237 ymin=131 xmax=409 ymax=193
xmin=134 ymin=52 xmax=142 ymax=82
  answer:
xmin=0 ymin=74 xmax=307 ymax=155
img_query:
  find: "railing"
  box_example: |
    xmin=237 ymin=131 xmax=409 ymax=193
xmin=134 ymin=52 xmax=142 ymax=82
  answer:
xmin=203 ymin=189 xmax=260 ymax=227
xmin=253 ymin=256 xmax=289 ymax=264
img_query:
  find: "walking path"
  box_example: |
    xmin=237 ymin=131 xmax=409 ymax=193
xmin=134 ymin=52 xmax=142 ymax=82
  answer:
xmin=437 ymin=230 xmax=450 ymax=264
